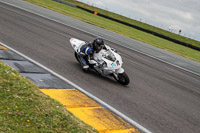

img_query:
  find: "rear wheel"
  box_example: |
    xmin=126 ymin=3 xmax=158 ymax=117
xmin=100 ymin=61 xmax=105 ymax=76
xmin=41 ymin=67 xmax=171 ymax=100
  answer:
xmin=117 ymin=72 xmax=130 ymax=85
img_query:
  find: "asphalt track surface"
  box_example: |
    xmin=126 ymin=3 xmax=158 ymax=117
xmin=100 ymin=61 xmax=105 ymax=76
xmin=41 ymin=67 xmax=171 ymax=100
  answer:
xmin=0 ymin=2 xmax=200 ymax=133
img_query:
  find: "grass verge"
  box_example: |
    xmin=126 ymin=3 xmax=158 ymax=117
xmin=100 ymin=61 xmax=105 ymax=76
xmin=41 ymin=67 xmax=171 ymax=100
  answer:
xmin=69 ymin=0 xmax=200 ymax=48
xmin=24 ymin=0 xmax=200 ymax=62
xmin=0 ymin=61 xmax=97 ymax=133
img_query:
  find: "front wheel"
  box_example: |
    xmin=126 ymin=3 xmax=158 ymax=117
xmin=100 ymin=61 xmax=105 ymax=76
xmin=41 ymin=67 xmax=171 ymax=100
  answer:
xmin=117 ymin=72 xmax=130 ymax=85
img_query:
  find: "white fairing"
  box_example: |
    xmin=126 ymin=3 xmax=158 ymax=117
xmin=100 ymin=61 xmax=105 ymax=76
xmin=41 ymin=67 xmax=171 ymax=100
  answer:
xmin=93 ymin=47 xmax=124 ymax=75
xmin=69 ymin=38 xmax=125 ymax=75
xmin=115 ymin=68 xmax=124 ymax=74
xmin=70 ymin=38 xmax=86 ymax=53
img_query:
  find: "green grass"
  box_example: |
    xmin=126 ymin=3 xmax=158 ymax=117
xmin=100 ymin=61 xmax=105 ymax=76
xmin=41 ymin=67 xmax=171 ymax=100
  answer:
xmin=24 ymin=0 xmax=200 ymax=62
xmin=0 ymin=61 xmax=97 ymax=133
xmin=66 ymin=0 xmax=200 ymax=48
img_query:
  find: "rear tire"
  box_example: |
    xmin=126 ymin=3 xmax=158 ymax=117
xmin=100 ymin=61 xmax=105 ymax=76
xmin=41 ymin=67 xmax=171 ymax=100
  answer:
xmin=117 ymin=72 xmax=130 ymax=85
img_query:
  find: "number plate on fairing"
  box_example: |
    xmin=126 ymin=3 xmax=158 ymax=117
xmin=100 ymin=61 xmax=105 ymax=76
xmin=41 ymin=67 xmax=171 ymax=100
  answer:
xmin=111 ymin=63 xmax=116 ymax=67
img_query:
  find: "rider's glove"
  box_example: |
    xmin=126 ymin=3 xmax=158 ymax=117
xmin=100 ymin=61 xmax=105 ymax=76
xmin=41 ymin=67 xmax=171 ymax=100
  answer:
xmin=88 ymin=49 xmax=94 ymax=55
xmin=111 ymin=48 xmax=117 ymax=52
xmin=88 ymin=50 xmax=94 ymax=60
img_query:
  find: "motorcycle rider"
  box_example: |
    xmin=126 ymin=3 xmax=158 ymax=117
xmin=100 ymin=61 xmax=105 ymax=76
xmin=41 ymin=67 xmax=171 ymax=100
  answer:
xmin=79 ymin=38 xmax=105 ymax=70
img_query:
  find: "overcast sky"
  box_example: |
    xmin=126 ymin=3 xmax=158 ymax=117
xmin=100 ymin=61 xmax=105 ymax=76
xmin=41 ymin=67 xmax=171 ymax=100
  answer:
xmin=77 ymin=0 xmax=200 ymax=41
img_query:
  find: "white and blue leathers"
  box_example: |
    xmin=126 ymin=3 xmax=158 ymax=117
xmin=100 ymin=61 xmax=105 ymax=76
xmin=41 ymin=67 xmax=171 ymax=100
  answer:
xmin=79 ymin=43 xmax=94 ymax=67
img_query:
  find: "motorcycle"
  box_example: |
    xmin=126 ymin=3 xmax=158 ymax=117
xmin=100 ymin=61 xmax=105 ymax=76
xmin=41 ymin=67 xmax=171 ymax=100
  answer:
xmin=70 ymin=38 xmax=130 ymax=85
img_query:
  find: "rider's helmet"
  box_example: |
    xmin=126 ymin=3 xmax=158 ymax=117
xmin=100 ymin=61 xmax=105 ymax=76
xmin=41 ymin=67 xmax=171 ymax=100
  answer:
xmin=93 ymin=38 xmax=104 ymax=52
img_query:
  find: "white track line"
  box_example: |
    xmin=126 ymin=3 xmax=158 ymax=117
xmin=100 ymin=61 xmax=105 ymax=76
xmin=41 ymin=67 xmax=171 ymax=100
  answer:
xmin=1 ymin=0 xmax=199 ymax=78
xmin=0 ymin=41 xmax=152 ymax=133
xmin=1 ymin=1 xmax=200 ymax=132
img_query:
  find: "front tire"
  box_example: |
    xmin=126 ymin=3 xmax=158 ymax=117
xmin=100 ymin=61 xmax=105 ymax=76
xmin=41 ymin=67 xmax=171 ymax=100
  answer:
xmin=117 ymin=72 xmax=130 ymax=85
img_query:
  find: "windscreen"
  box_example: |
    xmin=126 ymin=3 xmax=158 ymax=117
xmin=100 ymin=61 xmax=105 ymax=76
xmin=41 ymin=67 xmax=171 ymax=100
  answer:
xmin=105 ymin=51 xmax=116 ymax=61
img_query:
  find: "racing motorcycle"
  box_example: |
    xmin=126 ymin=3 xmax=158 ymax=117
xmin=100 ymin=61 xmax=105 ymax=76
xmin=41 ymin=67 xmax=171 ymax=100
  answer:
xmin=70 ymin=38 xmax=130 ymax=85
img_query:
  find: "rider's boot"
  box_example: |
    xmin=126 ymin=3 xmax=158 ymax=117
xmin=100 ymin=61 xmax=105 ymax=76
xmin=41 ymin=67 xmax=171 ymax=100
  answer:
xmin=80 ymin=56 xmax=89 ymax=71
xmin=82 ymin=65 xmax=89 ymax=71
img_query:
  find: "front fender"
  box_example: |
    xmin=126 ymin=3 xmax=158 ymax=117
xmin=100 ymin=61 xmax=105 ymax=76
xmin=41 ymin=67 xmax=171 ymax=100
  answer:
xmin=115 ymin=68 xmax=124 ymax=74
